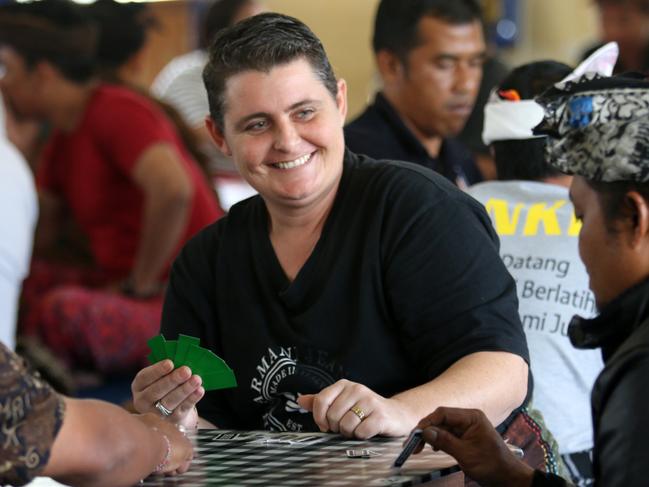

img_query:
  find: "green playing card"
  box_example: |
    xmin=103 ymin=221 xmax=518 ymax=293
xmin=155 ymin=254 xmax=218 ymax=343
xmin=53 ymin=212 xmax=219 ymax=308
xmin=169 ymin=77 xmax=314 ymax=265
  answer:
xmin=198 ymin=350 xmax=230 ymax=374
xmin=146 ymin=335 xmax=166 ymax=364
xmin=174 ymin=334 xmax=200 ymax=368
xmin=164 ymin=340 xmax=177 ymax=362
xmin=201 ymin=370 xmax=237 ymax=391
xmin=145 ymin=334 xmax=237 ymax=391
xmin=184 ymin=344 xmax=208 ymax=372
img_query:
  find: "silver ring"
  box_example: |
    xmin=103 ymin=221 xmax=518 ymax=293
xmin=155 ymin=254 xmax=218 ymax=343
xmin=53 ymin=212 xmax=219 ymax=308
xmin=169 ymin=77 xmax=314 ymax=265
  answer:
xmin=154 ymin=400 xmax=174 ymax=417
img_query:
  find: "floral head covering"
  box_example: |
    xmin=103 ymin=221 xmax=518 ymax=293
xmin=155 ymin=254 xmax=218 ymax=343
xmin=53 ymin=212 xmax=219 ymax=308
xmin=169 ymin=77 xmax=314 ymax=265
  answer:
xmin=534 ymin=72 xmax=649 ymax=183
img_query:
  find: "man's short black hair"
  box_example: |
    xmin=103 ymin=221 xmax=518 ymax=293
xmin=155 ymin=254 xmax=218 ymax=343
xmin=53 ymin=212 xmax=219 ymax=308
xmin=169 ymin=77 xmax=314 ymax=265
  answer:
xmin=203 ymin=12 xmax=338 ymax=129
xmin=0 ymin=0 xmax=97 ymax=83
xmin=372 ymin=0 xmax=483 ymax=62
xmin=493 ymin=61 xmax=572 ymax=181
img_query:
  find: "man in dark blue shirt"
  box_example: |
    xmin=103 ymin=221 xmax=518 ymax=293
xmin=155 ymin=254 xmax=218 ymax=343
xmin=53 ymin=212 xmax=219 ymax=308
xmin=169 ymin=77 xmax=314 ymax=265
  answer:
xmin=345 ymin=0 xmax=486 ymax=187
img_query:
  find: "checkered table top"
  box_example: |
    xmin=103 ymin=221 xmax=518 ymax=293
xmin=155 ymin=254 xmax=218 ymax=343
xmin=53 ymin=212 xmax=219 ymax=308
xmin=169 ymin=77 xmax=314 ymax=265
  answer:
xmin=138 ymin=429 xmax=459 ymax=486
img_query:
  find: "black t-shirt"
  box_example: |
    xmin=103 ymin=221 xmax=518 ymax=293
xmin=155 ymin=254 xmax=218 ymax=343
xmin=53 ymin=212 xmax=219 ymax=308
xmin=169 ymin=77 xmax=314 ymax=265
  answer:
xmin=161 ymin=151 xmax=527 ymax=432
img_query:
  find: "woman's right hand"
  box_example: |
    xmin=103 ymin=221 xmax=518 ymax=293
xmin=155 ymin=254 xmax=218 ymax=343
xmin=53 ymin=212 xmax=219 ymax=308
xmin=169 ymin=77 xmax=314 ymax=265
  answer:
xmin=132 ymin=360 xmax=205 ymax=431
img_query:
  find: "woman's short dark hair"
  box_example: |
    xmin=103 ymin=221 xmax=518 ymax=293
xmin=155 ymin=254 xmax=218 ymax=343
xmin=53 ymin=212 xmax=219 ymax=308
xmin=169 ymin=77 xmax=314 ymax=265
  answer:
xmin=203 ymin=13 xmax=338 ymax=129
xmin=372 ymin=0 xmax=482 ymax=64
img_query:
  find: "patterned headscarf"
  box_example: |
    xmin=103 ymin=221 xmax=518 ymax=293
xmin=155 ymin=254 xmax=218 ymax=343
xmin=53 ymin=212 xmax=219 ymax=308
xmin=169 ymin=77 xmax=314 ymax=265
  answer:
xmin=534 ymin=72 xmax=649 ymax=183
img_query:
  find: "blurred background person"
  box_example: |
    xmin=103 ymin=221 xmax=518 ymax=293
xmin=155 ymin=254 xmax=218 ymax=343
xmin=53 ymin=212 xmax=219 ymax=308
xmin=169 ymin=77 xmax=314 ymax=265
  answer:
xmin=345 ymin=0 xmax=485 ymax=188
xmin=0 ymin=95 xmax=37 ymax=352
xmin=0 ymin=0 xmax=221 ymax=389
xmin=152 ymin=0 xmax=263 ymax=197
xmin=582 ymin=0 xmax=649 ymax=73
xmin=86 ymin=0 xmax=217 ymax=196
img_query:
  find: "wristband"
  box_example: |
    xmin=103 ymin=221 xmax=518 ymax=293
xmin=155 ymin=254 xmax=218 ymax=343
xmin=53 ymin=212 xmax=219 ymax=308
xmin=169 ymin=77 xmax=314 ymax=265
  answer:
xmin=120 ymin=277 xmax=162 ymax=300
xmin=153 ymin=431 xmax=171 ymax=473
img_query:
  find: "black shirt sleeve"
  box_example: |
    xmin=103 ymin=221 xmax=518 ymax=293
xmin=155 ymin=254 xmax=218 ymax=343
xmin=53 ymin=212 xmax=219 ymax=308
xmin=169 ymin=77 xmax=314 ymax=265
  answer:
xmin=160 ymin=221 xmax=237 ymax=427
xmin=380 ymin=171 xmax=528 ymax=379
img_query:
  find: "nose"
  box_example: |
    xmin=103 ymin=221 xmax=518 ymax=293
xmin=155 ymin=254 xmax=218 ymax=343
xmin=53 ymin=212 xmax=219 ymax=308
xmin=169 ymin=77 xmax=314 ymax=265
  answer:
xmin=272 ymin=118 xmax=300 ymax=152
xmin=453 ymin=63 xmax=481 ymax=95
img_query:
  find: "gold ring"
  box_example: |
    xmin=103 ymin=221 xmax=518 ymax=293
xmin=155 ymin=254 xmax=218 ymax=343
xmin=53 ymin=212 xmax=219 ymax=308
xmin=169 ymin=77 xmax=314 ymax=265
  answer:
xmin=350 ymin=405 xmax=366 ymax=421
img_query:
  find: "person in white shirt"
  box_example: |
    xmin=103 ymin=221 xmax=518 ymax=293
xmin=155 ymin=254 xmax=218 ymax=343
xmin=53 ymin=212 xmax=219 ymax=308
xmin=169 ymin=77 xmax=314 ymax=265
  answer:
xmin=0 ymin=96 xmax=37 ymax=351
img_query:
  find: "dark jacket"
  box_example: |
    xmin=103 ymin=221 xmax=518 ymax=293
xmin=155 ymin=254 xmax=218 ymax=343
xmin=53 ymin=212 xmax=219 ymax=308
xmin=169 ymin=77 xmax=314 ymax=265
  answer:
xmin=533 ymin=277 xmax=649 ymax=486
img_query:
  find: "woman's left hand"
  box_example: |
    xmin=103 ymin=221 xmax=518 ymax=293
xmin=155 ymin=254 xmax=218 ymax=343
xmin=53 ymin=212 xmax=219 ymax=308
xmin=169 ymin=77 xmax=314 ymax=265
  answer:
xmin=297 ymin=379 xmax=416 ymax=439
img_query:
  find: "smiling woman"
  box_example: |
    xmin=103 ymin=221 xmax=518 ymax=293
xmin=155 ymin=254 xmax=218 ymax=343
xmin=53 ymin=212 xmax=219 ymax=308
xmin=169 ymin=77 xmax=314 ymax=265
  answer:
xmin=206 ymin=60 xmax=347 ymax=213
xmin=131 ymin=12 xmax=529 ymax=443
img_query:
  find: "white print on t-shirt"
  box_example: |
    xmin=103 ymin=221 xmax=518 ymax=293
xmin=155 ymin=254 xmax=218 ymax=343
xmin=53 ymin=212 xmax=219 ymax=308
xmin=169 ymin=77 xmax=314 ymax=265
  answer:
xmin=250 ymin=346 xmax=339 ymax=432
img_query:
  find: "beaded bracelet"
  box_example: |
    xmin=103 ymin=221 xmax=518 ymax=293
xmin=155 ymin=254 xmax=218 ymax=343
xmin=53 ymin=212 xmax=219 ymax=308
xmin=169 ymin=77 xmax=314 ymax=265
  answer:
xmin=154 ymin=431 xmax=171 ymax=473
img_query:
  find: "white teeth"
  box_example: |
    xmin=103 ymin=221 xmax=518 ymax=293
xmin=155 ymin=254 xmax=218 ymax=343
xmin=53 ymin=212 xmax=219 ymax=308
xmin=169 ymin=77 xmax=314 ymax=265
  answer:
xmin=274 ymin=153 xmax=311 ymax=169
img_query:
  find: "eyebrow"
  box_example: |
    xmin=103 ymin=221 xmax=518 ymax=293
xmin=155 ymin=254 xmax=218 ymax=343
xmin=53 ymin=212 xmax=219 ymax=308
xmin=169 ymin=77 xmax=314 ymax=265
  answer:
xmin=234 ymin=99 xmax=323 ymax=131
xmin=433 ymin=51 xmax=487 ymax=62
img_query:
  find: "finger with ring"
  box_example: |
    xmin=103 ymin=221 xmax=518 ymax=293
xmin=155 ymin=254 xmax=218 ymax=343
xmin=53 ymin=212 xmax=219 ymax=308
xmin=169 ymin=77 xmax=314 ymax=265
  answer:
xmin=155 ymin=400 xmax=174 ymax=417
xmin=350 ymin=405 xmax=366 ymax=421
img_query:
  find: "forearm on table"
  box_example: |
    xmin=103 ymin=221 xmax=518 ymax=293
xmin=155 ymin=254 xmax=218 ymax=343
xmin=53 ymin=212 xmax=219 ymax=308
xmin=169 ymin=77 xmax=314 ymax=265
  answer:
xmin=45 ymin=398 xmax=168 ymax=487
xmin=391 ymin=351 xmax=528 ymax=427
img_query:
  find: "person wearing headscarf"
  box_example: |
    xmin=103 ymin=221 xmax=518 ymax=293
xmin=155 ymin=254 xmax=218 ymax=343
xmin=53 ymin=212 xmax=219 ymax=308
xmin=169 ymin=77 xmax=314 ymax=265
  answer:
xmin=413 ymin=71 xmax=649 ymax=487
xmin=468 ymin=57 xmax=606 ymax=486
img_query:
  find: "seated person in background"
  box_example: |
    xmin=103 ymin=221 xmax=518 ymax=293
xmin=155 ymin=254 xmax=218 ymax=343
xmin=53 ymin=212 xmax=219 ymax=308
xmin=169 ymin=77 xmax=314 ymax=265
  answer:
xmin=0 ymin=95 xmax=37 ymax=351
xmin=457 ymin=54 xmax=509 ymax=180
xmin=132 ymin=12 xmax=529 ymax=441
xmin=86 ymin=0 xmax=218 ymax=193
xmin=0 ymin=341 xmax=192 ymax=487
xmin=0 ymin=0 xmax=222 ymax=377
xmin=468 ymin=56 xmax=613 ymax=486
xmin=152 ymin=0 xmax=264 ymax=176
xmin=345 ymin=0 xmax=485 ymax=188
xmin=415 ymin=72 xmax=649 ymax=487
xmin=582 ymin=0 xmax=649 ymax=74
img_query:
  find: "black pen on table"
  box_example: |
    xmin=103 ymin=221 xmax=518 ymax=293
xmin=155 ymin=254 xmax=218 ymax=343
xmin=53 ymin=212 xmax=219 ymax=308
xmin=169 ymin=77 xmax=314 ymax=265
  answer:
xmin=392 ymin=428 xmax=424 ymax=470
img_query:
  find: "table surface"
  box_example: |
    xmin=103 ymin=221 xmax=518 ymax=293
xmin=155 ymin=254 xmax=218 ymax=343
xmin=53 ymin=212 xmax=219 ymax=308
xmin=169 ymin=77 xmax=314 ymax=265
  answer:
xmin=138 ymin=429 xmax=460 ymax=486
